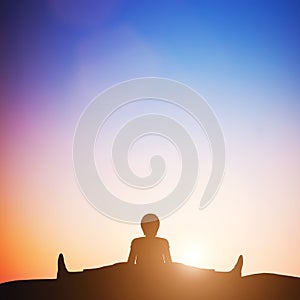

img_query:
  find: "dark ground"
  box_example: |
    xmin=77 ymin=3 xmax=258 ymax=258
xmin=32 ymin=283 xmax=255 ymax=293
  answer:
xmin=1 ymin=258 xmax=299 ymax=300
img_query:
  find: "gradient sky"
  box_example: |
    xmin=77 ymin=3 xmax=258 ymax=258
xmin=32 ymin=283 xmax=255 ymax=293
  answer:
xmin=1 ymin=0 xmax=300 ymax=283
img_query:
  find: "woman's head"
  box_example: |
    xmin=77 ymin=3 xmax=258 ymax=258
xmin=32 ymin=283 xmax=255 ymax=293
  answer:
xmin=141 ymin=214 xmax=160 ymax=237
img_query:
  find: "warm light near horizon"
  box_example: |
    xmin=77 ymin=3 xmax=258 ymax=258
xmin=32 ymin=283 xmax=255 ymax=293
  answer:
xmin=182 ymin=248 xmax=202 ymax=267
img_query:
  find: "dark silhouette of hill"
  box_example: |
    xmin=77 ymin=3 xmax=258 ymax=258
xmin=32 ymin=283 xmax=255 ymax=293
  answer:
xmin=1 ymin=214 xmax=299 ymax=299
xmin=1 ymin=255 xmax=299 ymax=300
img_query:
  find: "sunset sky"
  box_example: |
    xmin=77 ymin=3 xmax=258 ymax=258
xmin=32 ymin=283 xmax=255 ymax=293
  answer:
xmin=1 ymin=0 xmax=300 ymax=283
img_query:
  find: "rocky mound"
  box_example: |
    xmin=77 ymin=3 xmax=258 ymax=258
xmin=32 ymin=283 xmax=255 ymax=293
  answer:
xmin=1 ymin=254 xmax=299 ymax=299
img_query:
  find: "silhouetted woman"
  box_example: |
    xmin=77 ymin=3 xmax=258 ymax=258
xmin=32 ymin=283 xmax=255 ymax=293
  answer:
xmin=128 ymin=214 xmax=172 ymax=265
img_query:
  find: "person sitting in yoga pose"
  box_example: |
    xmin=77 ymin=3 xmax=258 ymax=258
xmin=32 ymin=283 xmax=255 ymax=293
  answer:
xmin=128 ymin=214 xmax=172 ymax=265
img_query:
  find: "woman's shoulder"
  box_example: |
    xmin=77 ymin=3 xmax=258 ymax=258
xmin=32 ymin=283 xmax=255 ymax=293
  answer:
xmin=131 ymin=236 xmax=169 ymax=245
xmin=155 ymin=237 xmax=169 ymax=246
xmin=131 ymin=237 xmax=146 ymax=245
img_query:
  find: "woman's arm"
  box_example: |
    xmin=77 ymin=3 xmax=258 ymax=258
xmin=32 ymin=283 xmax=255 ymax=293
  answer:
xmin=127 ymin=248 xmax=136 ymax=264
xmin=127 ymin=240 xmax=136 ymax=264
xmin=164 ymin=240 xmax=172 ymax=263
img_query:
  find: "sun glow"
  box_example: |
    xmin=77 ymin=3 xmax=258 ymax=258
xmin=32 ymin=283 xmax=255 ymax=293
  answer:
xmin=182 ymin=248 xmax=202 ymax=267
